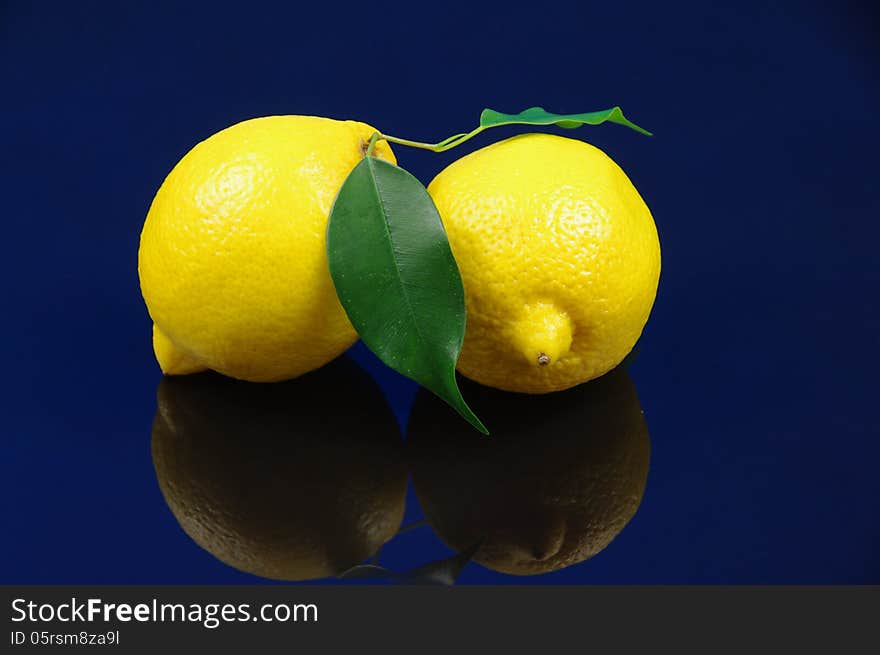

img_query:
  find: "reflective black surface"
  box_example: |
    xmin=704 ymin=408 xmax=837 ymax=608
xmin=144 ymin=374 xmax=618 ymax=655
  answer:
xmin=408 ymin=368 xmax=649 ymax=577
xmin=151 ymin=358 xmax=406 ymax=581
xmin=148 ymin=360 xmax=651 ymax=583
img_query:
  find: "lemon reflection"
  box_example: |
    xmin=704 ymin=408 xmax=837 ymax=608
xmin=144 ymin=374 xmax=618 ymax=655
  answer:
xmin=407 ymin=366 xmax=650 ymax=576
xmin=151 ymin=357 xmax=406 ymax=581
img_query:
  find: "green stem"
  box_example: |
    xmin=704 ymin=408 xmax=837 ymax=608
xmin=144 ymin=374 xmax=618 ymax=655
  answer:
xmin=362 ymin=106 xmax=651 ymax=159
xmin=367 ymin=126 xmax=488 ymax=155
xmin=364 ymin=131 xmax=381 ymax=157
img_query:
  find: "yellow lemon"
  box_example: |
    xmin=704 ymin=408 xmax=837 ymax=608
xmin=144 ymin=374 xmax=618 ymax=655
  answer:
xmin=138 ymin=116 xmax=395 ymax=382
xmin=428 ymin=133 xmax=660 ymax=393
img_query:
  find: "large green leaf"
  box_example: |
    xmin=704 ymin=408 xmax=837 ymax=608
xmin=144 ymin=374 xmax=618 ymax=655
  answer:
xmin=327 ymin=156 xmax=488 ymax=435
xmin=479 ymin=106 xmax=652 ymax=136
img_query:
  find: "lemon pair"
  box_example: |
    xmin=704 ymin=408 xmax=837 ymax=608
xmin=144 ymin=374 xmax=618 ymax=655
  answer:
xmin=138 ymin=116 xmax=660 ymax=393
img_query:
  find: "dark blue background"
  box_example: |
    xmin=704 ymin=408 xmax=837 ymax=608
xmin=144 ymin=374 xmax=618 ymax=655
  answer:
xmin=2 ymin=0 xmax=877 ymax=584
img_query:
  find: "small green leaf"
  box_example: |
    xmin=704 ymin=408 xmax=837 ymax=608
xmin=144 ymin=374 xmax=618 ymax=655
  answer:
xmin=327 ymin=157 xmax=488 ymax=435
xmin=479 ymin=106 xmax=652 ymax=136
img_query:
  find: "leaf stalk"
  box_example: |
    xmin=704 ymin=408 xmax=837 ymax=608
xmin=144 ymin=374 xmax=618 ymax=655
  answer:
xmin=366 ymin=106 xmax=651 ymax=158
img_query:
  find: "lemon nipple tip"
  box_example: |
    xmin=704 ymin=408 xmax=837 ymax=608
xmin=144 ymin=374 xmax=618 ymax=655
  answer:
xmin=510 ymin=303 xmax=573 ymax=368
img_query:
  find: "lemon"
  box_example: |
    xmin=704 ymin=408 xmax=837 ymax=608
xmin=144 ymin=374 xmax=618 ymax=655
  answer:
xmin=138 ymin=116 xmax=396 ymax=382
xmin=428 ymin=133 xmax=660 ymax=393
xmin=408 ymin=366 xmax=650 ymax=575
xmin=151 ymin=357 xmax=406 ymax=581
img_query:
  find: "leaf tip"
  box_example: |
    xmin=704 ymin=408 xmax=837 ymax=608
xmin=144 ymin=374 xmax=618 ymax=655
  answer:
xmin=465 ymin=411 xmax=490 ymax=436
xmin=610 ymin=106 xmax=653 ymax=136
xmin=452 ymin=395 xmax=489 ymax=435
xmin=454 ymin=396 xmax=491 ymax=437
xmin=458 ymin=399 xmax=489 ymax=434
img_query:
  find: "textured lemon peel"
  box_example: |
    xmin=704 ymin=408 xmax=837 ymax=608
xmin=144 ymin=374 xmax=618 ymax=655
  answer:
xmin=428 ymin=133 xmax=660 ymax=393
xmin=139 ymin=116 xmax=396 ymax=382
